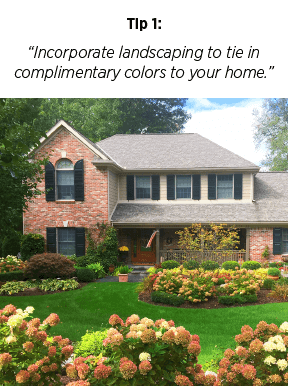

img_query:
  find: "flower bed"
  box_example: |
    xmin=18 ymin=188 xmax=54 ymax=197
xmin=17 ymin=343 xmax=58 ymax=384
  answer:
xmin=0 ymin=255 xmax=26 ymax=273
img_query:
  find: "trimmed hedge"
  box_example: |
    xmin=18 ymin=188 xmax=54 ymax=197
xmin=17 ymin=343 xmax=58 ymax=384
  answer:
xmin=75 ymin=267 xmax=95 ymax=282
xmin=241 ymin=261 xmax=261 ymax=270
xmin=263 ymin=278 xmax=276 ymax=290
xmin=200 ymin=260 xmax=220 ymax=271
xmin=0 ymin=270 xmax=24 ymax=282
xmin=267 ymin=267 xmax=281 ymax=277
xmin=218 ymin=293 xmax=258 ymax=305
xmin=183 ymin=259 xmax=200 ymax=270
xmin=161 ymin=260 xmax=180 ymax=270
xmin=151 ymin=291 xmax=185 ymax=306
xmin=20 ymin=233 xmax=45 ymax=261
xmin=221 ymin=261 xmax=240 ymax=271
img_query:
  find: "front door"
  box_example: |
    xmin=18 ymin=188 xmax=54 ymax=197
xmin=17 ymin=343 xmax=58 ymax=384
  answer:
xmin=132 ymin=229 xmax=156 ymax=265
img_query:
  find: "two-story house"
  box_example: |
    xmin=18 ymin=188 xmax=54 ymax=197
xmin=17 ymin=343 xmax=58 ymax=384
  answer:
xmin=24 ymin=120 xmax=288 ymax=265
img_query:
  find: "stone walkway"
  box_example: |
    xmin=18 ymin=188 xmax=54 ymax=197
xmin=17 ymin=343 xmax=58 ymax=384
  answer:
xmin=96 ymin=265 xmax=151 ymax=283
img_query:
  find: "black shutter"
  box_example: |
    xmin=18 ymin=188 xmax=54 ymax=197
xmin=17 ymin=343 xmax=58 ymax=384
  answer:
xmin=167 ymin=175 xmax=175 ymax=200
xmin=75 ymin=228 xmax=86 ymax=257
xmin=273 ymin=228 xmax=282 ymax=255
xmin=45 ymin=162 xmax=55 ymax=201
xmin=46 ymin=228 xmax=56 ymax=253
xmin=234 ymin=174 xmax=243 ymax=200
xmin=74 ymin=160 xmax=84 ymax=201
xmin=193 ymin=175 xmax=201 ymax=200
xmin=127 ymin=175 xmax=134 ymax=200
xmin=208 ymin=174 xmax=216 ymax=200
xmin=152 ymin=175 xmax=160 ymax=200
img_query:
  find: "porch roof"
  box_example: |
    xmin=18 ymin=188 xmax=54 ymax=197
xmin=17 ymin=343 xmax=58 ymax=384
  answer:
xmin=111 ymin=172 xmax=288 ymax=225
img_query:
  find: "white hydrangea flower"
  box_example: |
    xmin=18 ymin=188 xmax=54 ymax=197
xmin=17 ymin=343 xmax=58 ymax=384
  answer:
xmin=269 ymin=335 xmax=284 ymax=344
xmin=139 ymin=352 xmax=151 ymax=362
xmin=280 ymin=322 xmax=288 ymax=333
xmin=169 ymin=327 xmax=177 ymax=332
xmin=205 ymin=370 xmax=217 ymax=377
xmin=136 ymin=324 xmax=147 ymax=332
xmin=140 ymin=317 xmax=154 ymax=327
xmin=7 ymin=314 xmax=23 ymax=328
xmin=276 ymin=342 xmax=286 ymax=352
xmin=136 ymin=331 xmax=143 ymax=337
xmin=6 ymin=335 xmax=17 ymax=344
xmin=263 ymin=341 xmax=277 ymax=352
xmin=25 ymin=306 xmax=34 ymax=314
xmin=277 ymin=359 xmax=288 ymax=371
xmin=264 ymin=355 xmax=276 ymax=365
xmin=156 ymin=331 xmax=162 ymax=338
xmin=160 ymin=321 xmax=170 ymax=329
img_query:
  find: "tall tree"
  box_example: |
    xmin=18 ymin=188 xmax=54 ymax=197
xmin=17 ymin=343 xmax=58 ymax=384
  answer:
xmin=253 ymin=98 xmax=288 ymax=170
xmin=0 ymin=98 xmax=48 ymax=237
xmin=34 ymin=98 xmax=191 ymax=141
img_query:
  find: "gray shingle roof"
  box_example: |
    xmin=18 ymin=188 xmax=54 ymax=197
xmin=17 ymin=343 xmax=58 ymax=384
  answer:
xmin=111 ymin=172 xmax=288 ymax=224
xmin=96 ymin=134 xmax=259 ymax=170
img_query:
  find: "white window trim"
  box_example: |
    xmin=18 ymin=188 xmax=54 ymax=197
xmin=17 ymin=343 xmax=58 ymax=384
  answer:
xmin=135 ymin=176 xmax=152 ymax=200
xmin=216 ymin=174 xmax=234 ymax=200
xmin=175 ymin=175 xmax=192 ymax=200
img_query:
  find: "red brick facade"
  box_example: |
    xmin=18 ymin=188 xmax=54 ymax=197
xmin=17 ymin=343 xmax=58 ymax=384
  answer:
xmin=249 ymin=227 xmax=281 ymax=263
xmin=23 ymin=128 xmax=109 ymax=249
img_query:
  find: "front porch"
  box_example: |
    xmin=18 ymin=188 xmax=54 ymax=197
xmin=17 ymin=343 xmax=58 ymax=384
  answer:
xmin=116 ymin=227 xmax=247 ymax=265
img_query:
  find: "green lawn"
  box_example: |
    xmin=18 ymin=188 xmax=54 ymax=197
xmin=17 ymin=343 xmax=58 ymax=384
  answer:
xmin=1 ymin=282 xmax=288 ymax=364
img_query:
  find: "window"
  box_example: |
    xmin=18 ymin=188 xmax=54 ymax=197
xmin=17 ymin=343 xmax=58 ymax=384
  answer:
xmin=283 ymin=229 xmax=288 ymax=253
xmin=217 ymin=174 xmax=233 ymax=199
xmin=58 ymin=228 xmax=76 ymax=256
xmin=136 ymin=176 xmax=151 ymax=199
xmin=56 ymin=159 xmax=74 ymax=200
xmin=176 ymin=175 xmax=191 ymax=199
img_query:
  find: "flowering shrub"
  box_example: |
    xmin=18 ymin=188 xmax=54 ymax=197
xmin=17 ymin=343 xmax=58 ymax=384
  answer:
xmin=0 ymin=255 xmax=26 ymax=273
xmin=0 ymin=278 xmax=79 ymax=295
xmin=217 ymin=268 xmax=262 ymax=297
xmin=0 ymin=303 xmax=73 ymax=385
xmin=119 ymin=246 xmax=129 ymax=252
xmin=216 ymin=320 xmax=288 ymax=385
xmin=153 ymin=268 xmax=185 ymax=295
xmin=66 ymin=314 xmax=216 ymax=385
xmin=178 ymin=270 xmax=216 ymax=303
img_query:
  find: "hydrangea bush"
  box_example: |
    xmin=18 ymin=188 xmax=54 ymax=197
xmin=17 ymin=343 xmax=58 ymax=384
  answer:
xmin=0 ymin=255 xmax=26 ymax=273
xmin=66 ymin=314 xmax=216 ymax=385
xmin=217 ymin=268 xmax=263 ymax=297
xmin=215 ymin=320 xmax=288 ymax=385
xmin=0 ymin=303 xmax=73 ymax=385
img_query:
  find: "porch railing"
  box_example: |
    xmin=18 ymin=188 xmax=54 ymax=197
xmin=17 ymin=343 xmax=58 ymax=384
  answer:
xmin=160 ymin=250 xmax=246 ymax=265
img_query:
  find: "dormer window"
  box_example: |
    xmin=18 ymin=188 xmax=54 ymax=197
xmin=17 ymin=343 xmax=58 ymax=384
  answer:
xmin=56 ymin=159 xmax=75 ymax=200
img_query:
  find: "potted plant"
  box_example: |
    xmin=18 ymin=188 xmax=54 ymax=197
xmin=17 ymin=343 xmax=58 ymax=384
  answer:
xmin=118 ymin=246 xmax=129 ymax=262
xmin=118 ymin=265 xmax=132 ymax=282
xmin=267 ymin=267 xmax=281 ymax=280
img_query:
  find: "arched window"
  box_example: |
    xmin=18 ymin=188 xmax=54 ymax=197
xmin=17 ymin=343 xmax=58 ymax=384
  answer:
xmin=56 ymin=159 xmax=74 ymax=200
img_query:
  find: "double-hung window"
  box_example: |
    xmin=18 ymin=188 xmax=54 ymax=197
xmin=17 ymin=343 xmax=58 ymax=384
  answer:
xmin=56 ymin=159 xmax=75 ymax=200
xmin=282 ymin=229 xmax=288 ymax=253
xmin=58 ymin=228 xmax=76 ymax=256
xmin=136 ymin=176 xmax=151 ymax=199
xmin=217 ymin=174 xmax=233 ymax=199
xmin=176 ymin=175 xmax=191 ymax=199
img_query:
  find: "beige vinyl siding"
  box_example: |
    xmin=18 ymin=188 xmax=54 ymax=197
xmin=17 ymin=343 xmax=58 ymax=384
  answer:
xmin=119 ymin=175 xmax=127 ymax=200
xmin=201 ymin=174 xmax=208 ymax=200
xmin=108 ymin=171 xmax=118 ymax=216
xmin=160 ymin=175 xmax=167 ymax=200
xmin=242 ymin=173 xmax=251 ymax=200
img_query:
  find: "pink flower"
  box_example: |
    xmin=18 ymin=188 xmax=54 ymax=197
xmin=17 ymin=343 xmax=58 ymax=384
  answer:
xmin=174 ymin=327 xmax=192 ymax=347
xmin=235 ymin=346 xmax=249 ymax=358
xmin=140 ymin=329 xmax=157 ymax=344
xmin=27 ymin=364 xmax=38 ymax=373
xmin=43 ymin=313 xmax=60 ymax=327
xmin=67 ymin=381 xmax=90 ymax=386
xmin=77 ymin=363 xmax=89 ymax=379
xmin=2 ymin=304 xmax=17 ymax=316
xmin=119 ymin=359 xmax=137 ymax=379
xmin=30 ymin=372 xmax=41 ymax=382
xmin=16 ymin=370 xmax=30 ymax=383
xmin=108 ymin=314 xmax=124 ymax=326
xmin=187 ymin=341 xmax=201 ymax=357
xmin=174 ymin=374 xmax=193 ymax=385
xmin=249 ymin=338 xmax=263 ymax=353
xmin=36 ymin=330 xmax=48 ymax=342
xmin=62 ymin=345 xmax=74 ymax=359
xmin=58 ymin=338 xmax=70 ymax=347
xmin=66 ymin=364 xmax=78 ymax=379
xmin=0 ymin=353 xmax=12 ymax=367
xmin=49 ymin=363 xmax=58 ymax=371
xmin=48 ymin=346 xmax=57 ymax=357
xmin=224 ymin=348 xmax=235 ymax=359
xmin=28 ymin=318 xmax=41 ymax=328
xmin=94 ymin=364 xmax=112 ymax=379
xmin=53 ymin=335 xmax=63 ymax=343
xmin=219 ymin=358 xmax=230 ymax=369
xmin=139 ymin=360 xmax=152 ymax=375
xmin=25 ymin=327 xmax=38 ymax=338
xmin=242 ymin=364 xmax=256 ymax=380
xmin=41 ymin=365 xmax=50 ymax=373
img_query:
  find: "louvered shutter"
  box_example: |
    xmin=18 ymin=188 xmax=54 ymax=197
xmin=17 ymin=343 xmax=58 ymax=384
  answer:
xmin=75 ymin=228 xmax=86 ymax=257
xmin=208 ymin=174 xmax=216 ymax=200
xmin=152 ymin=175 xmax=160 ymax=200
xmin=167 ymin=175 xmax=175 ymax=200
xmin=45 ymin=162 xmax=55 ymax=201
xmin=46 ymin=228 xmax=56 ymax=253
xmin=273 ymin=228 xmax=282 ymax=255
xmin=74 ymin=160 xmax=84 ymax=201
xmin=127 ymin=175 xmax=134 ymax=200
xmin=234 ymin=174 xmax=243 ymax=200
xmin=193 ymin=175 xmax=201 ymax=200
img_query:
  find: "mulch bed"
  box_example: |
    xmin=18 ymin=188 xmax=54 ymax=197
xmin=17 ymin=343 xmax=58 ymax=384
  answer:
xmin=138 ymin=288 xmax=288 ymax=309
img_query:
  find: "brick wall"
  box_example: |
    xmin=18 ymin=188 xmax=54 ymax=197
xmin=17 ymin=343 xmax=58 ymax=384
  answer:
xmin=249 ymin=227 xmax=281 ymax=263
xmin=23 ymin=127 xmax=109 ymax=250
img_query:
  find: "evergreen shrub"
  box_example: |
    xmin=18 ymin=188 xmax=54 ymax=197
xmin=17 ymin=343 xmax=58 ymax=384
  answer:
xmin=151 ymin=290 xmax=185 ymax=306
xmin=75 ymin=267 xmax=95 ymax=282
xmin=200 ymin=260 xmax=220 ymax=271
xmin=183 ymin=259 xmax=200 ymax=270
xmin=267 ymin=267 xmax=281 ymax=277
xmin=161 ymin=260 xmax=180 ymax=269
xmin=218 ymin=293 xmax=257 ymax=305
xmin=20 ymin=233 xmax=45 ymax=261
xmin=24 ymin=253 xmax=75 ymax=279
xmin=241 ymin=260 xmax=261 ymax=270
xmin=2 ymin=232 xmax=21 ymax=258
xmin=0 ymin=270 xmax=24 ymax=282
xmin=221 ymin=261 xmax=240 ymax=271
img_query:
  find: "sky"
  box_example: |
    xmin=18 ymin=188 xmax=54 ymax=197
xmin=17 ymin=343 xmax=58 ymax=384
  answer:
xmin=183 ymin=98 xmax=266 ymax=167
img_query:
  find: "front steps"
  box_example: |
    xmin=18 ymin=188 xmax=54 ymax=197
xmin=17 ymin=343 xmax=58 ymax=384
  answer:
xmin=127 ymin=264 xmax=151 ymax=278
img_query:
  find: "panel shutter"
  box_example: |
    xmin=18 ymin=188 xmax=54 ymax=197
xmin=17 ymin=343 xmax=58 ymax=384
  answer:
xmin=152 ymin=175 xmax=160 ymax=200
xmin=74 ymin=159 xmax=84 ymax=201
xmin=127 ymin=175 xmax=134 ymax=200
xmin=234 ymin=174 xmax=243 ymax=200
xmin=273 ymin=228 xmax=282 ymax=255
xmin=45 ymin=162 xmax=55 ymax=201
xmin=46 ymin=228 xmax=56 ymax=253
xmin=193 ymin=175 xmax=201 ymax=200
xmin=208 ymin=174 xmax=216 ymax=200
xmin=167 ymin=175 xmax=175 ymax=200
xmin=75 ymin=228 xmax=86 ymax=257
